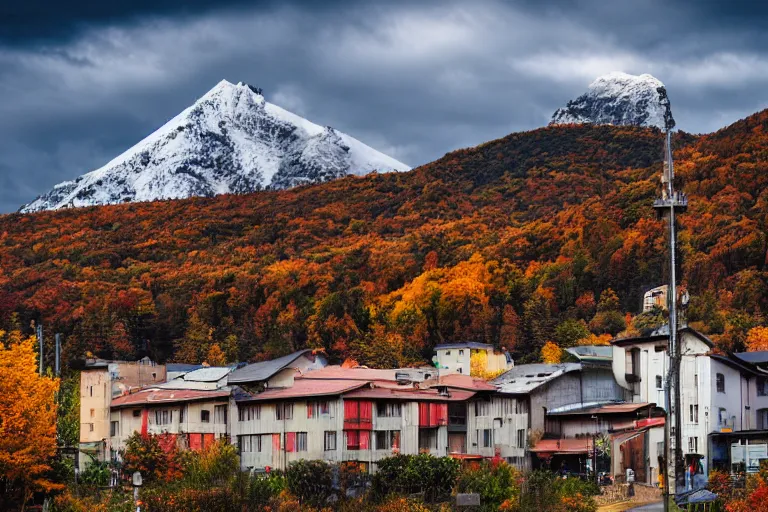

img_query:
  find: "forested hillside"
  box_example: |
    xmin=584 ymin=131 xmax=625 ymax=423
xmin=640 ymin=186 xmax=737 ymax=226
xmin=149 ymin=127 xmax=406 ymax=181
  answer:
xmin=1 ymin=111 xmax=766 ymax=366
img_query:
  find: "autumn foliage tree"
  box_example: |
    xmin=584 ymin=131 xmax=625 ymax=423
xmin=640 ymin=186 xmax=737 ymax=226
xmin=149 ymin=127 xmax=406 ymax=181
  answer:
xmin=746 ymin=326 xmax=768 ymax=352
xmin=0 ymin=329 xmax=61 ymax=510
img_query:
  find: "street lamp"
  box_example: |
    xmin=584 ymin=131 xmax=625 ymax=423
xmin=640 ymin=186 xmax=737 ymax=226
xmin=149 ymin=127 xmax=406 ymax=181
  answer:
xmin=132 ymin=471 xmax=143 ymax=512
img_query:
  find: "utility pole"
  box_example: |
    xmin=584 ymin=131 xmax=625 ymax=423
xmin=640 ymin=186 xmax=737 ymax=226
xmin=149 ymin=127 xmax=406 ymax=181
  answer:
xmin=55 ymin=333 xmax=61 ymax=376
xmin=654 ymin=118 xmax=687 ymax=511
xmin=37 ymin=323 xmax=44 ymax=375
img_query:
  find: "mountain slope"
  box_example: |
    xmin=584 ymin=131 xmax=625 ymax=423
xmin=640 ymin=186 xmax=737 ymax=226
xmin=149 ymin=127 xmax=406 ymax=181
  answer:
xmin=2 ymin=110 xmax=766 ymax=365
xmin=20 ymin=80 xmax=409 ymax=212
xmin=550 ymin=72 xmax=675 ymax=130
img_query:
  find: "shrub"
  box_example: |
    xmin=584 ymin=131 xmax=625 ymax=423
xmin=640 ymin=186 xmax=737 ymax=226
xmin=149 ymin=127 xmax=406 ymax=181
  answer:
xmin=456 ymin=459 xmax=523 ymax=511
xmin=181 ymin=438 xmax=239 ymax=489
xmin=372 ymin=454 xmax=460 ymax=503
xmin=78 ymin=459 xmax=111 ymax=487
xmin=285 ymin=459 xmax=335 ymax=508
xmin=141 ymin=486 xmax=240 ymax=512
xmin=373 ymin=496 xmax=431 ymax=512
xmin=121 ymin=432 xmax=181 ymax=483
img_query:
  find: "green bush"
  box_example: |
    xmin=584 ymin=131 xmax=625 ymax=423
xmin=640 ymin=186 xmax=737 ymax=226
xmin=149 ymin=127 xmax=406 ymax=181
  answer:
xmin=285 ymin=459 xmax=334 ymax=508
xmin=181 ymin=438 xmax=239 ymax=489
xmin=372 ymin=454 xmax=460 ymax=503
xmin=456 ymin=459 xmax=523 ymax=511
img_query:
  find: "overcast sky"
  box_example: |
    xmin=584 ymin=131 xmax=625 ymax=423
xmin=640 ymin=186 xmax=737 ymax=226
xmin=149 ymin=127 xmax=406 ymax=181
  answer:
xmin=1 ymin=0 xmax=767 ymax=213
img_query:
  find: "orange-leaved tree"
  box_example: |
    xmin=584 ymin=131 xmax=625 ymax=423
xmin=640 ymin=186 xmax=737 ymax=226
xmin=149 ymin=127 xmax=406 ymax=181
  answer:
xmin=0 ymin=329 xmax=61 ymax=510
xmin=746 ymin=326 xmax=768 ymax=352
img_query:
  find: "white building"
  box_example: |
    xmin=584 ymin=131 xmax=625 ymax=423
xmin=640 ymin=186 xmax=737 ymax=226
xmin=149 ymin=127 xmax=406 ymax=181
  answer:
xmin=433 ymin=342 xmax=513 ymax=375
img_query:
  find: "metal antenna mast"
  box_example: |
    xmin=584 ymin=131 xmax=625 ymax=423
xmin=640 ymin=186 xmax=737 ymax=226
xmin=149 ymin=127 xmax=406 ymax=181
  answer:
xmin=655 ymin=118 xmax=687 ymax=511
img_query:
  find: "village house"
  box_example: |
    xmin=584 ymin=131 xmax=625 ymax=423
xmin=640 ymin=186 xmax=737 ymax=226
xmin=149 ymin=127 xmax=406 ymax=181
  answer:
xmin=611 ymin=325 xmax=768 ymax=485
xmin=432 ymin=342 xmax=513 ymax=375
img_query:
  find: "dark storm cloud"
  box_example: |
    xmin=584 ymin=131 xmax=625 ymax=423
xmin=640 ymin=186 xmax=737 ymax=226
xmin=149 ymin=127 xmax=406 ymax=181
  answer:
xmin=0 ymin=0 xmax=767 ymax=213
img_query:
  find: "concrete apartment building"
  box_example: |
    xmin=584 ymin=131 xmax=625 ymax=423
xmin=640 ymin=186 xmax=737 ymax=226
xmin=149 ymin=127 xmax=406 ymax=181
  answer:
xmin=611 ymin=325 xmax=768 ymax=484
xmin=79 ymin=357 xmax=165 ymax=468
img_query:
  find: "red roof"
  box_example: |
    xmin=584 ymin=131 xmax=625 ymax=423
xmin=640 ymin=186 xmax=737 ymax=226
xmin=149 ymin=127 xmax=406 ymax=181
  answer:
xmin=238 ymin=379 xmax=369 ymax=402
xmin=636 ymin=417 xmax=665 ymax=429
xmin=431 ymin=373 xmax=497 ymax=391
xmin=111 ymin=388 xmax=230 ymax=408
xmin=342 ymin=386 xmax=476 ymax=402
xmin=530 ymin=438 xmax=594 ymax=454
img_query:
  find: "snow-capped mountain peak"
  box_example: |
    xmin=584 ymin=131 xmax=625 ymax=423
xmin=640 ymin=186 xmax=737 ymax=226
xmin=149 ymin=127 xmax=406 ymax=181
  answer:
xmin=20 ymin=80 xmax=410 ymax=213
xmin=550 ymin=72 xmax=675 ymax=130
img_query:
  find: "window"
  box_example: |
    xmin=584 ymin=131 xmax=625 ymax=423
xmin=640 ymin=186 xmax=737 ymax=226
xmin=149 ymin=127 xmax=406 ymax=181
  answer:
xmin=110 ymin=421 xmax=119 ymax=437
xmin=716 ymin=373 xmax=725 ymax=393
xmin=296 ymin=432 xmax=308 ymax=452
xmin=239 ymin=405 xmax=261 ymax=421
xmin=694 ymin=374 xmax=699 ymax=388
xmin=475 ymin=401 xmax=491 ymax=417
xmin=201 ymin=410 xmax=210 ymax=423
xmin=718 ymin=408 xmax=727 ymax=426
xmin=307 ymin=401 xmax=330 ymax=418
xmin=90 ymin=386 xmax=93 ymax=397
xmin=214 ymin=405 xmax=228 ymax=424
xmin=478 ymin=429 xmax=493 ymax=448
xmin=515 ymin=400 xmax=528 ymax=414
xmin=758 ymin=378 xmax=768 ymax=397
xmin=459 ymin=350 xmax=464 ymax=356
xmin=377 ymin=402 xmax=402 ymax=418
xmin=375 ymin=430 xmax=401 ymax=450
xmin=239 ymin=434 xmax=262 ymax=453
xmin=448 ymin=403 xmax=467 ymax=426
xmin=445 ymin=350 xmax=451 ymax=356
xmin=179 ymin=406 xmax=185 ymax=424
xmin=688 ymin=437 xmax=699 ymax=453
xmin=689 ymin=404 xmax=699 ymax=423
xmin=418 ymin=429 xmax=438 ymax=451
xmin=276 ymin=403 xmax=294 ymax=421
xmin=656 ymin=375 xmax=663 ymax=389
xmin=133 ymin=409 xmax=141 ymax=418
xmin=324 ymin=431 xmax=337 ymax=451
xmin=89 ymin=423 xmax=94 ymax=432
xmin=346 ymin=430 xmax=360 ymax=450
xmin=758 ymin=409 xmax=768 ymax=430
xmin=155 ymin=409 xmax=171 ymax=425
xmin=457 ymin=367 xmax=463 ymax=374
xmin=517 ymin=429 xmax=525 ymax=449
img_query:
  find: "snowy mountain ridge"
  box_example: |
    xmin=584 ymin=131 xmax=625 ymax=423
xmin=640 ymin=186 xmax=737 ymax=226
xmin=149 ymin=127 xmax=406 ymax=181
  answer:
xmin=550 ymin=72 xmax=675 ymax=130
xmin=20 ymin=80 xmax=410 ymax=213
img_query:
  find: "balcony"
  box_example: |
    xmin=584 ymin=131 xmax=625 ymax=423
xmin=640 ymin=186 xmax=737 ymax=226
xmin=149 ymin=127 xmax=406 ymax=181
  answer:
xmin=653 ymin=192 xmax=688 ymax=215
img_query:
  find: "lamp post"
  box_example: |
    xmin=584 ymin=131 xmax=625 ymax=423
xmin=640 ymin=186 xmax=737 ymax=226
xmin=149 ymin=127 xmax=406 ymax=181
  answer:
xmin=132 ymin=471 xmax=143 ymax=512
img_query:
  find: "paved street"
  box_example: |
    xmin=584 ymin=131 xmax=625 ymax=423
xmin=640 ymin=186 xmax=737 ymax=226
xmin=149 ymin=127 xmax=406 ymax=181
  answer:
xmin=628 ymin=503 xmax=664 ymax=511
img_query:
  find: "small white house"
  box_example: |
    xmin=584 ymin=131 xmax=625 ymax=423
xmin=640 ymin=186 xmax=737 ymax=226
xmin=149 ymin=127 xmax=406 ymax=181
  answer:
xmin=433 ymin=342 xmax=513 ymax=375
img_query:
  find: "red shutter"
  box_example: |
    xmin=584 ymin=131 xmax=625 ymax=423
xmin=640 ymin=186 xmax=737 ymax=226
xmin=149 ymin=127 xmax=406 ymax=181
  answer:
xmin=419 ymin=403 xmax=429 ymax=427
xmin=272 ymin=433 xmax=281 ymax=451
xmin=344 ymin=400 xmax=360 ymax=429
xmin=189 ymin=433 xmax=202 ymax=451
xmin=434 ymin=403 xmax=448 ymax=426
xmin=360 ymin=430 xmax=370 ymax=450
xmin=286 ymin=432 xmax=296 ymax=452
xmin=359 ymin=401 xmax=373 ymax=430
xmin=141 ymin=409 xmax=149 ymax=437
xmin=307 ymin=402 xmax=314 ymax=418
xmin=346 ymin=430 xmax=359 ymax=450
xmin=203 ymin=433 xmax=215 ymax=449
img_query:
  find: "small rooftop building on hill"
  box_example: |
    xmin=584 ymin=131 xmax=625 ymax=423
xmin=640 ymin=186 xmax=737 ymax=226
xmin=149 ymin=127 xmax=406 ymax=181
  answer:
xmin=432 ymin=342 xmax=513 ymax=376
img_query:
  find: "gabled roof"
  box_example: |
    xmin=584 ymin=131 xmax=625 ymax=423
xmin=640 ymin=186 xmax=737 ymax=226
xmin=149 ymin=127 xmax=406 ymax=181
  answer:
xmin=492 ymin=363 xmax=581 ymax=394
xmin=111 ymin=388 xmax=230 ymax=408
xmin=177 ymin=366 xmax=233 ymax=383
xmin=611 ymin=325 xmax=714 ymax=348
xmin=546 ymin=402 xmax=654 ymax=416
xmin=433 ymin=342 xmax=495 ymax=351
xmin=426 ymin=373 xmax=497 ymax=392
xmin=228 ymin=349 xmax=313 ymax=384
xmin=733 ymin=351 xmax=768 ymax=365
xmin=343 ymin=386 xmax=476 ymax=402
xmin=565 ymin=345 xmax=612 ymax=362
xmin=299 ymin=366 xmax=401 ymax=382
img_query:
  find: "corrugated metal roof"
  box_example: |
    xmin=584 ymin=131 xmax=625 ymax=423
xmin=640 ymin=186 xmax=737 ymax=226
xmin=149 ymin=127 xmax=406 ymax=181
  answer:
xmin=343 ymin=386 xmax=476 ymax=402
xmin=493 ymin=363 xmax=581 ymax=394
xmin=546 ymin=402 xmax=653 ymax=416
xmin=166 ymin=363 xmax=205 ymax=372
xmin=228 ymin=350 xmax=313 ymax=384
xmin=426 ymin=373 xmax=497 ymax=392
xmin=111 ymin=388 xmax=230 ymax=408
xmin=565 ymin=345 xmax=613 ymax=361
xmin=236 ymin=379 xmax=368 ymax=402
xmin=177 ymin=366 xmax=233 ymax=382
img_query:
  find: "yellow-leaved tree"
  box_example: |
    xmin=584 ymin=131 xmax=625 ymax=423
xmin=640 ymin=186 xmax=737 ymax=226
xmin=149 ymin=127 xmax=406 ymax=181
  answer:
xmin=746 ymin=326 xmax=768 ymax=352
xmin=541 ymin=341 xmax=563 ymax=364
xmin=0 ymin=329 xmax=61 ymax=510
